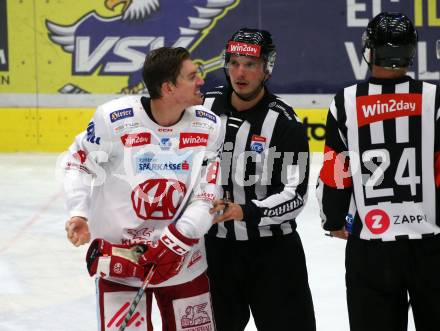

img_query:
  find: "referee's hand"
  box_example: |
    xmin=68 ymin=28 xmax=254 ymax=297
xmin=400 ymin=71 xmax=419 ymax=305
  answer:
xmin=328 ymin=228 xmax=349 ymax=240
xmin=209 ymin=199 xmax=244 ymax=224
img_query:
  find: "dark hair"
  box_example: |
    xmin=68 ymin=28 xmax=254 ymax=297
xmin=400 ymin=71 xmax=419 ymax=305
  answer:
xmin=142 ymin=47 xmax=190 ymax=99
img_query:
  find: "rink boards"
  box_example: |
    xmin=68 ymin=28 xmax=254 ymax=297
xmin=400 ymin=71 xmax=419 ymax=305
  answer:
xmin=0 ymin=108 xmax=327 ymax=152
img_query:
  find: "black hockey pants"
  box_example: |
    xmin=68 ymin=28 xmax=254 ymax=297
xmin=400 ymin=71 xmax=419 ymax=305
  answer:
xmin=205 ymin=231 xmax=316 ymax=331
xmin=346 ymin=235 xmax=440 ymax=331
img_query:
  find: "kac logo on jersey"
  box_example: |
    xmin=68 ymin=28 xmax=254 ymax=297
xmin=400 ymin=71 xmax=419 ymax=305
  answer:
xmin=110 ymin=108 xmax=134 ymax=123
xmin=46 ymin=0 xmax=240 ymax=93
xmin=250 ymin=134 xmax=266 ymax=154
xmin=132 ymin=179 xmax=187 ymax=220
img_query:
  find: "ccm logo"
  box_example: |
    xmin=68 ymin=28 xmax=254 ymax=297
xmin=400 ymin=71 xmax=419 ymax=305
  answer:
xmin=121 ymin=132 xmax=151 ymax=147
xmin=179 ymin=133 xmax=209 ymax=148
xmin=162 ymin=235 xmax=188 ymax=255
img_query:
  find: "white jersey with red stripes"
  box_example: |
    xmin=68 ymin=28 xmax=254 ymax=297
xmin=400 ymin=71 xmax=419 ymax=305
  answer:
xmin=63 ymin=95 xmax=223 ymax=287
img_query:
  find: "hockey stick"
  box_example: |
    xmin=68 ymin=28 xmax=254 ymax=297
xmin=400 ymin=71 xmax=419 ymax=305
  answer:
xmin=118 ymin=265 xmax=157 ymax=331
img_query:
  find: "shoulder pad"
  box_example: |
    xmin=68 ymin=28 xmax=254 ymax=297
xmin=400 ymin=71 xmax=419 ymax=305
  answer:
xmin=268 ymin=98 xmax=299 ymax=122
xmin=99 ymin=95 xmax=138 ymax=110
xmin=98 ymin=96 xmax=141 ymax=124
xmin=189 ymin=106 xmax=220 ymax=124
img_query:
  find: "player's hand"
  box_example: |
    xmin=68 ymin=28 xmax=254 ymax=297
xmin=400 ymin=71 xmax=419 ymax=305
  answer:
xmin=86 ymin=239 xmax=147 ymax=280
xmin=329 ymin=228 xmax=349 ymax=240
xmin=65 ymin=216 xmax=91 ymax=247
xmin=138 ymin=224 xmax=198 ymax=285
xmin=210 ymin=200 xmax=244 ymax=224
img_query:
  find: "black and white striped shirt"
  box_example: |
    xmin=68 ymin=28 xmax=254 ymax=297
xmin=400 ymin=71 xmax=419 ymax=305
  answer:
xmin=317 ymin=75 xmax=440 ymax=241
xmin=203 ymin=86 xmax=310 ymax=240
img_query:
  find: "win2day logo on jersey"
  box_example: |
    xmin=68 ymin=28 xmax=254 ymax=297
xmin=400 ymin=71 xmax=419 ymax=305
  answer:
xmin=356 ymin=94 xmax=422 ymax=127
xmin=45 ymin=0 xmax=240 ymax=94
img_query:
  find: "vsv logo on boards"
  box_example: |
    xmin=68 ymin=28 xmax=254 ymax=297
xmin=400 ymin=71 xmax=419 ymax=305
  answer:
xmin=45 ymin=0 xmax=240 ymax=93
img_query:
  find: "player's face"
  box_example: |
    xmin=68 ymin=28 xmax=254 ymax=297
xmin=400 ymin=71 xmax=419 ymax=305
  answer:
xmin=173 ymin=59 xmax=204 ymax=107
xmin=226 ymin=55 xmax=266 ymax=98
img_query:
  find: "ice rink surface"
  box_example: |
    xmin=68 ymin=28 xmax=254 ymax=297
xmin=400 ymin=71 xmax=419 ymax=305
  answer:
xmin=0 ymin=153 xmax=416 ymax=331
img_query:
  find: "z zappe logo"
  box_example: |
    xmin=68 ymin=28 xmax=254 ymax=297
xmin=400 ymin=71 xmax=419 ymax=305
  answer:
xmin=365 ymin=209 xmax=390 ymax=235
xmin=46 ymin=0 xmax=240 ymax=94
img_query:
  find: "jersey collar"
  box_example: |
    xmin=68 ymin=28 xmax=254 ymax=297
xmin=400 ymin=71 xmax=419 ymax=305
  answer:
xmin=368 ymin=75 xmax=413 ymax=85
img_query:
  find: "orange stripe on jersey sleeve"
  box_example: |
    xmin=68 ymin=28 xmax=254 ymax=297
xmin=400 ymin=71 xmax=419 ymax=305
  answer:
xmin=435 ymin=151 xmax=440 ymax=188
xmin=319 ymin=145 xmax=353 ymax=189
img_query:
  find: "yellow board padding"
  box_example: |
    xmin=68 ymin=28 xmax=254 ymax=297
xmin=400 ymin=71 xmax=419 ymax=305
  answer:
xmin=0 ymin=108 xmax=94 ymax=152
xmin=296 ymin=108 xmax=328 ymax=153
xmin=1 ymin=108 xmax=39 ymax=151
xmin=0 ymin=108 xmax=329 ymax=152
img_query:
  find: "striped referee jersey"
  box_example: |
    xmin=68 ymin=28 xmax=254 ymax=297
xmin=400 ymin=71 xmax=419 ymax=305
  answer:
xmin=316 ymin=75 xmax=440 ymax=241
xmin=203 ymin=86 xmax=309 ymax=240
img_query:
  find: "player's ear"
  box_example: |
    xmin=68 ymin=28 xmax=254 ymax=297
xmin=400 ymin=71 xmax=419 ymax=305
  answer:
xmin=161 ymin=81 xmax=174 ymax=97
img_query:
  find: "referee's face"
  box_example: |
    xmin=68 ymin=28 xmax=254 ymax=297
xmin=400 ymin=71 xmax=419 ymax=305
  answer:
xmin=226 ymin=55 xmax=266 ymax=99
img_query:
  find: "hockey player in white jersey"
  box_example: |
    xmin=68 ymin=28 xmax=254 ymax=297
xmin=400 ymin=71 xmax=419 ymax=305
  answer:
xmin=317 ymin=13 xmax=440 ymax=331
xmin=63 ymin=47 xmax=223 ymax=331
